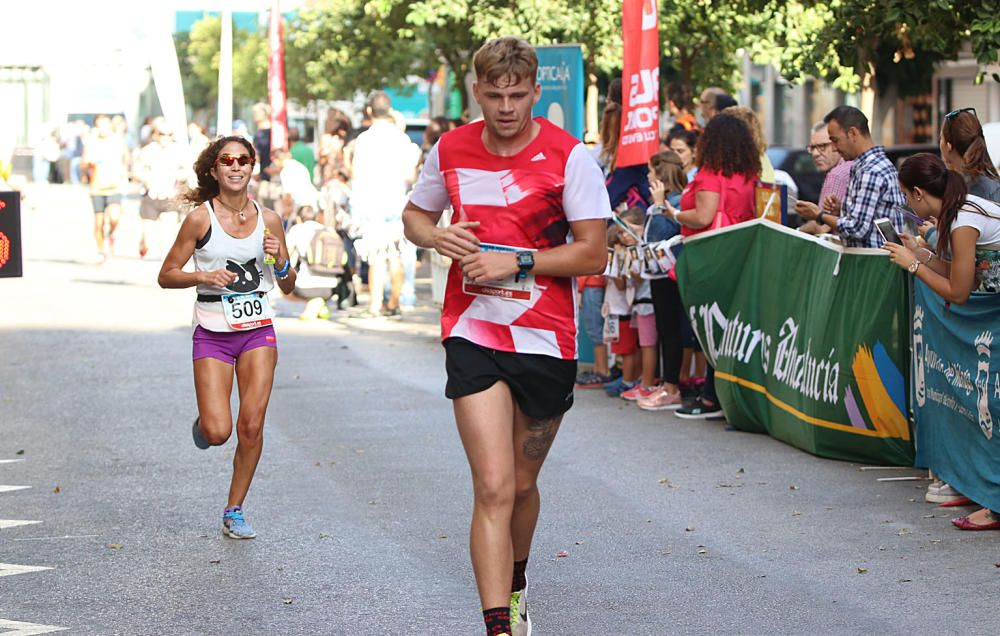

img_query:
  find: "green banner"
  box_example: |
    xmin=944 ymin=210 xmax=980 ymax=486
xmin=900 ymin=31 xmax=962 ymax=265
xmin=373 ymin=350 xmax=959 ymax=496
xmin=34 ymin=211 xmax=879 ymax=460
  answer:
xmin=676 ymin=220 xmax=914 ymax=466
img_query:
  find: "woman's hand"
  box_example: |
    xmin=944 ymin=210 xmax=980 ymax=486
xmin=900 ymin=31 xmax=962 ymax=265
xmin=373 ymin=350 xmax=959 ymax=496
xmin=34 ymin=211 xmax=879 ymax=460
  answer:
xmin=650 ymin=179 xmax=666 ymax=205
xmin=918 ymin=218 xmax=937 ymax=238
xmin=899 ymin=231 xmax=922 ymax=253
xmin=883 ymin=241 xmax=918 ymax=271
xmin=200 ymin=268 xmax=238 ymax=288
xmin=263 ymin=230 xmax=281 ymax=259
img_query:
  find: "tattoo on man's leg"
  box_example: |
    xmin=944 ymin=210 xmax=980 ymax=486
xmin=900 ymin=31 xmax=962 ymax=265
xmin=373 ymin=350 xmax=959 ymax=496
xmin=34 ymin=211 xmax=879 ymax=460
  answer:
xmin=523 ymin=417 xmax=559 ymax=459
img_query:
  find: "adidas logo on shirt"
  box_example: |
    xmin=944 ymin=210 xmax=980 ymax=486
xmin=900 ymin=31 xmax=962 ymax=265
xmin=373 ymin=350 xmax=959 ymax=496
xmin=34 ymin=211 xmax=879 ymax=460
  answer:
xmin=530 ymin=152 xmax=547 ymax=162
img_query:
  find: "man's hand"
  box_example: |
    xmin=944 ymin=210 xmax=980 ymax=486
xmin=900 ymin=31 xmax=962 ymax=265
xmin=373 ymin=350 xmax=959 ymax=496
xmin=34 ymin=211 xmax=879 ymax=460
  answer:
xmin=795 ymin=200 xmax=820 ymax=221
xmin=460 ymin=251 xmax=518 ymax=283
xmin=822 ymin=194 xmax=841 ymax=215
xmin=432 ymin=221 xmax=481 ymax=260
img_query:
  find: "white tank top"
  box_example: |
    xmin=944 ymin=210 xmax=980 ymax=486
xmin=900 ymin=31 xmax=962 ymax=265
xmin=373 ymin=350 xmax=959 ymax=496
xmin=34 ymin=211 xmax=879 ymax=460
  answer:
xmin=192 ymin=200 xmax=275 ymax=332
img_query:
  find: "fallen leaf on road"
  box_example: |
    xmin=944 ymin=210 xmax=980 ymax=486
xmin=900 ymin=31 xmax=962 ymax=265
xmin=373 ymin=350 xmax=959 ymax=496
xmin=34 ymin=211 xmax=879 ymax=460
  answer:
xmin=685 ymin=527 xmax=696 ymax=532
xmin=898 ymin=528 xmax=910 ymax=536
xmin=556 ymin=551 xmax=569 ymax=558
xmin=209 ymin=559 xmax=221 ymax=565
xmin=283 ymin=598 xmax=293 ymax=605
xmin=438 ymin=535 xmax=448 ymax=540
xmin=314 ymin=462 xmax=321 ymax=467
xmin=319 ymin=532 xmax=330 ymax=539
xmin=52 ymin=485 xmax=60 ymax=494
xmin=791 ymin=511 xmax=802 ymax=516
xmin=922 ymin=514 xmax=935 ymax=519
xmin=789 ymin=485 xmax=800 ymax=490
xmin=994 ymin=562 xmax=1000 ymax=568
xmin=16 ymin=449 xmax=24 ymax=455
xmin=697 ymin=549 xmax=708 ymax=555
xmin=899 ymin=578 xmax=912 ymax=582
xmin=930 ymin=539 xmax=942 ymax=544
xmin=108 ymin=544 xmax=123 ymax=550
xmin=657 ymin=478 xmax=669 ymax=484
xmin=857 ymin=567 xmax=868 ymax=574
xmin=575 ymin=540 xmax=585 ymax=545
xmin=355 ymin=449 xmax=365 ymax=454
xmin=737 ymin=468 xmax=745 ymax=474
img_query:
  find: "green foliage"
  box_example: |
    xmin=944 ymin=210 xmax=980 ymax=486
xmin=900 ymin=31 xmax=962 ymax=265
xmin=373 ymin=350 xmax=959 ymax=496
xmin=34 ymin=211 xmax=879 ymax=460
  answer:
xmin=176 ymin=16 xmax=267 ymax=117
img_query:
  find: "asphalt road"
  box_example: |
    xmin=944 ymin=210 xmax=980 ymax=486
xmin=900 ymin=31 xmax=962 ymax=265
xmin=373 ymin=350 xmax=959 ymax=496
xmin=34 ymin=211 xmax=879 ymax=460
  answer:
xmin=1 ymin=185 xmax=996 ymax=635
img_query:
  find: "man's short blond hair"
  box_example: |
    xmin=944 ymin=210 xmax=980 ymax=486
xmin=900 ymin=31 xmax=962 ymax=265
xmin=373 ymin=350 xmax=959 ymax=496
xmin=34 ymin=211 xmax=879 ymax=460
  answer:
xmin=473 ymin=36 xmax=537 ymax=87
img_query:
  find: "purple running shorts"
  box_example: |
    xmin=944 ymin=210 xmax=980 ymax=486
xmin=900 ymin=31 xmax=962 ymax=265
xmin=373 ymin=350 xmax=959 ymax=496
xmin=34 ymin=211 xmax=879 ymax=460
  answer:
xmin=192 ymin=325 xmax=277 ymax=365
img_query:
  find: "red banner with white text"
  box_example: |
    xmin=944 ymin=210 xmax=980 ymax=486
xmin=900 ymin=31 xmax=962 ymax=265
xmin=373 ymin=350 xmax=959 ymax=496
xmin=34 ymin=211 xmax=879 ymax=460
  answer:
xmin=618 ymin=0 xmax=660 ymax=167
xmin=268 ymin=0 xmax=289 ymax=151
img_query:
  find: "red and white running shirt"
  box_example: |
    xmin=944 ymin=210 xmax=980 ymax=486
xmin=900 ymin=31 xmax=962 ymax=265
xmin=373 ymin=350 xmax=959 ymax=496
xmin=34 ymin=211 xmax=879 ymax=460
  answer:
xmin=409 ymin=118 xmax=611 ymax=360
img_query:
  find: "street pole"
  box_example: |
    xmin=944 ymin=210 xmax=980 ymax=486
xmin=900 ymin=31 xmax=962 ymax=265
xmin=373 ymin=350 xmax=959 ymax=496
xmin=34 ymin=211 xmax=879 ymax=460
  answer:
xmin=217 ymin=7 xmax=233 ymax=136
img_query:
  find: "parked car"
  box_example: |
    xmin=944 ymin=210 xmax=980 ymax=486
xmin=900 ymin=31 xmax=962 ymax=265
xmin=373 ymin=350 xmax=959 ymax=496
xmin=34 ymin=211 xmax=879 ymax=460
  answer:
xmin=767 ymin=146 xmax=823 ymax=203
xmin=981 ymin=122 xmax=1000 ymax=170
xmin=767 ymin=143 xmax=941 ymax=204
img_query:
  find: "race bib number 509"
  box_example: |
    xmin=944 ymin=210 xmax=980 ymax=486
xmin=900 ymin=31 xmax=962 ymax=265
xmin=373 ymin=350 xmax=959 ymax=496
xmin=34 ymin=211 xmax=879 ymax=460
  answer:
xmin=222 ymin=293 xmax=274 ymax=330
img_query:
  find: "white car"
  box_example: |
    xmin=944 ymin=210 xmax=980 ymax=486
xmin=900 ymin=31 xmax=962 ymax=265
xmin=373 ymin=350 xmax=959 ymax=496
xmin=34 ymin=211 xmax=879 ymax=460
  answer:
xmin=983 ymin=121 xmax=1000 ymax=169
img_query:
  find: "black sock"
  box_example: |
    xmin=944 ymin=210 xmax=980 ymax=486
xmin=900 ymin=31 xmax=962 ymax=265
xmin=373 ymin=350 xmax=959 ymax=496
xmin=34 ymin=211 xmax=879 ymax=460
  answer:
xmin=483 ymin=606 xmax=510 ymax=636
xmin=511 ymin=558 xmax=528 ymax=592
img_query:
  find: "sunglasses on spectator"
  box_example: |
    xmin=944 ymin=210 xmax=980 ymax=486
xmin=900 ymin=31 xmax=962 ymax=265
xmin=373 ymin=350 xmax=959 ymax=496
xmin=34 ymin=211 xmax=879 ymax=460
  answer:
xmin=217 ymin=154 xmax=254 ymax=166
xmin=807 ymin=142 xmax=833 ymax=153
xmin=944 ymin=107 xmax=976 ymax=120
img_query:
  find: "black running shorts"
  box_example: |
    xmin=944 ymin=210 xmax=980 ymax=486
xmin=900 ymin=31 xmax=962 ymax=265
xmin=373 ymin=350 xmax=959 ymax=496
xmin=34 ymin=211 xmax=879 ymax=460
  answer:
xmin=444 ymin=337 xmax=577 ymax=420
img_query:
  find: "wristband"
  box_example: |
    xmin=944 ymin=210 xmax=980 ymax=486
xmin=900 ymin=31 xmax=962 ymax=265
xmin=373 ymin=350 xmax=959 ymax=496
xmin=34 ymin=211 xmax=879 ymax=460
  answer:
xmin=273 ymin=258 xmax=290 ymax=279
xmin=918 ymin=248 xmax=933 ymax=265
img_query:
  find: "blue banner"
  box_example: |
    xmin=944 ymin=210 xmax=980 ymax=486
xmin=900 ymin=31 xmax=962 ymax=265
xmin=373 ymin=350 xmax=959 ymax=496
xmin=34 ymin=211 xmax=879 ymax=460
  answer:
xmin=913 ymin=281 xmax=1000 ymax=511
xmin=533 ymin=45 xmax=585 ymax=141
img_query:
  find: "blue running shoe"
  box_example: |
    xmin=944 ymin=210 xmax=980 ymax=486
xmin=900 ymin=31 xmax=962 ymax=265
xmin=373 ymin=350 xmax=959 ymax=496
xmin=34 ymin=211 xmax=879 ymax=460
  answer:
xmin=223 ymin=506 xmax=256 ymax=539
xmin=606 ymin=378 xmax=638 ymax=398
xmin=602 ymin=376 xmax=624 ymax=396
xmin=192 ymin=416 xmax=210 ymax=450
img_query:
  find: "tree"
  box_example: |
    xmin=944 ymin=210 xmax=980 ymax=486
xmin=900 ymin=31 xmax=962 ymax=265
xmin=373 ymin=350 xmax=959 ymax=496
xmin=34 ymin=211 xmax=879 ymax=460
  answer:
xmin=177 ymin=16 xmax=268 ymax=125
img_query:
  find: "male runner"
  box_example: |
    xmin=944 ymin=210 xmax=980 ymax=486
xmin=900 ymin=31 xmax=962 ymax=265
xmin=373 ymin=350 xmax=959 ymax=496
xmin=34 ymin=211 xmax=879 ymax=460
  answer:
xmin=402 ymin=36 xmax=611 ymax=636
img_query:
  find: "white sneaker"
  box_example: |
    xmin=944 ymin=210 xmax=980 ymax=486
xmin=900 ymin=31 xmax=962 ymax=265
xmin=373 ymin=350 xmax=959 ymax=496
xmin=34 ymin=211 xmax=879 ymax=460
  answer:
xmin=926 ymin=480 xmax=964 ymax=504
xmin=510 ymin=584 xmax=531 ymax=636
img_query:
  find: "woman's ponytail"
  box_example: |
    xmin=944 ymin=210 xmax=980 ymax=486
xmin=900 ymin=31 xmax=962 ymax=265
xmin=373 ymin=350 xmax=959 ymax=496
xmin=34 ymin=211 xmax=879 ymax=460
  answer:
xmin=936 ymin=169 xmax=970 ymax=258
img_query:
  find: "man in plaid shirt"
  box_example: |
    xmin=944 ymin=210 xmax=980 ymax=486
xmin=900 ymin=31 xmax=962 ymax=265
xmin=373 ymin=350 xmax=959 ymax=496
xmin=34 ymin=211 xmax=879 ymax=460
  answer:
xmin=798 ymin=106 xmax=905 ymax=248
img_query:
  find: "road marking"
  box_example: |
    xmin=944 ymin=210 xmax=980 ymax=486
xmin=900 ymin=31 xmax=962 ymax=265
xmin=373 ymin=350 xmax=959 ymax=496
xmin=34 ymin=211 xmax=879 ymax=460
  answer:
xmin=0 ymin=485 xmax=31 ymax=494
xmin=0 ymin=459 xmax=26 ymax=464
xmin=0 ymin=619 xmax=67 ymax=635
xmin=0 ymin=564 xmax=54 ymax=578
xmin=0 ymin=520 xmax=42 ymax=530
xmin=11 ymin=534 xmax=98 ymax=542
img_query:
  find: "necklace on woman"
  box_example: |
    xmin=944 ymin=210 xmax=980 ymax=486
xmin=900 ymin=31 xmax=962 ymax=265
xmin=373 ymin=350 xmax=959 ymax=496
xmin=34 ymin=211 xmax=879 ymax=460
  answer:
xmin=216 ymin=196 xmax=250 ymax=220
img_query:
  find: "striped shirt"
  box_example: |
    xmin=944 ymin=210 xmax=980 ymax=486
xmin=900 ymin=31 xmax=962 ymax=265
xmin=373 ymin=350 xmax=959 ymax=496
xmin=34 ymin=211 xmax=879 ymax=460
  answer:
xmin=837 ymin=146 xmax=906 ymax=248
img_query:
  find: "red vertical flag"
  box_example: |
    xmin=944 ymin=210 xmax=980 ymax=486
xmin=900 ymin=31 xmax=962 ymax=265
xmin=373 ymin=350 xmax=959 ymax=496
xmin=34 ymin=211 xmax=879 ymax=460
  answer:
xmin=268 ymin=0 xmax=289 ymax=151
xmin=618 ymin=0 xmax=660 ymax=167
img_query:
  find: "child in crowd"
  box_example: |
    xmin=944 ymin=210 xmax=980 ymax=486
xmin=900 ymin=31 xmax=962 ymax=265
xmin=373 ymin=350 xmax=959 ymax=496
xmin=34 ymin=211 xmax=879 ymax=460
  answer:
xmin=617 ymin=207 xmax=660 ymax=401
xmin=575 ymin=270 xmax=614 ymax=388
xmin=603 ymin=225 xmax=641 ymax=396
xmin=639 ymin=151 xmax=688 ymax=411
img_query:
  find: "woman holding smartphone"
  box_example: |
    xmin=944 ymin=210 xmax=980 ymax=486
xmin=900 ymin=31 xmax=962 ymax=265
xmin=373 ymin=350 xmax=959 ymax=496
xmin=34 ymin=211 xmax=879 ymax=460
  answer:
xmin=159 ymin=135 xmax=296 ymax=539
xmin=884 ymin=152 xmax=1000 ymax=531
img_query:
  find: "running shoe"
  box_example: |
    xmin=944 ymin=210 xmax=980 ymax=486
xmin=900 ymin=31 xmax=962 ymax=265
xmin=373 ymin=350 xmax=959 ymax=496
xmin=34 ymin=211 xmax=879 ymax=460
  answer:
xmin=621 ymin=384 xmax=659 ymax=401
xmin=675 ymin=397 xmax=725 ymax=420
xmin=638 ymin=388 xmax=684 ymax=411
xmin=510 ymin=585 xmax=531 ymax=636
xmin=576 ymin=371 xmax=614 ymax=389
xmin=223 ymin=506 xmax=256 ymax=539
xmin=606 ymin=378 xmax=637 ymax=398
xmin=192 ymin=416 xmax=210 ymax=450
xmin=926 ymin=480 xmax=965 ymax=504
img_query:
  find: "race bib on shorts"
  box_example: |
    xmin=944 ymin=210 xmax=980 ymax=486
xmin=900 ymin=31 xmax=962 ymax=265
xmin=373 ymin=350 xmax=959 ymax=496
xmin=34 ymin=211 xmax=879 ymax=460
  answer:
xmin=462 ymin=243 xmax=535 ymax=302
xmin=222 ymin=293 xmax=274 ymax=331
xmin=603 ymin=314 xmax=620 ymax=343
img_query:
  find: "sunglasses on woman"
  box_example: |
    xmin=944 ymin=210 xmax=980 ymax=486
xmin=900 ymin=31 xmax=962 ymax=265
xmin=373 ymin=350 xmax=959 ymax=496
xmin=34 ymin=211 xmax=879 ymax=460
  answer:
xmin=944 ymin=107 xmax=976 ymax=120
xmin=216 ymin=154 xmax=254 ymax=166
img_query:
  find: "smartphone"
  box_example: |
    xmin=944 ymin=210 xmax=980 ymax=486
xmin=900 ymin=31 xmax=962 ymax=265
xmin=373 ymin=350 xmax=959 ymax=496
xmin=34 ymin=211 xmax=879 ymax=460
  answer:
xmin=874 ymin=217 xmax=901 ymax=245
